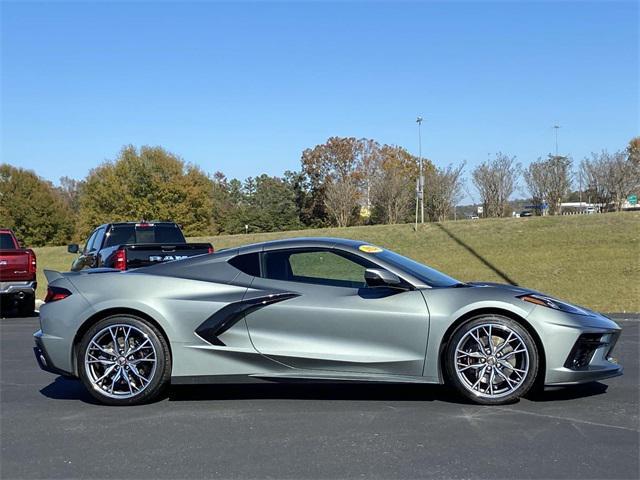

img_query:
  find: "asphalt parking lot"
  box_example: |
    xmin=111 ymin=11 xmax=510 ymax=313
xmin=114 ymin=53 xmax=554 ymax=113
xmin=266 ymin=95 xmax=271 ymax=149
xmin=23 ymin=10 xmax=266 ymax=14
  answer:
xmin=1 ymin=316 xmax=638 ymax=479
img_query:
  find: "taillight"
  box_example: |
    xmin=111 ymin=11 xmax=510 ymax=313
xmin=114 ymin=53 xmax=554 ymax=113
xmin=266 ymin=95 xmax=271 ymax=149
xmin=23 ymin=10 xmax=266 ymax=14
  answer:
xmin=44 ymin=286 xmax=72 ymax=303
xmin=114 ymin=248 xmax=127 ymax=270
xmin=207 ymin=246 xmax=214 ymax=254
xmin=28 ymin=250 xmax=37 ymax=275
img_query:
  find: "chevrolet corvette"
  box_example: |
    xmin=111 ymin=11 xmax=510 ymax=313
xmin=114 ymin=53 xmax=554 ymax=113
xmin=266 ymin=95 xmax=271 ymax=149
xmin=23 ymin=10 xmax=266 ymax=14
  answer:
xmin=34 ymin=237 xmax=622 ymax=405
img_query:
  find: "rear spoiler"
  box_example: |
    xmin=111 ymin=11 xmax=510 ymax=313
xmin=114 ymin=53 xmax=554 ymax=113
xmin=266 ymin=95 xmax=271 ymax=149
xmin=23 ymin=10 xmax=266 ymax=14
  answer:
xmin=44 ymin=268 xmax=120 ymax=284
xmin=43 ymin=270 xmax=64 ymax=283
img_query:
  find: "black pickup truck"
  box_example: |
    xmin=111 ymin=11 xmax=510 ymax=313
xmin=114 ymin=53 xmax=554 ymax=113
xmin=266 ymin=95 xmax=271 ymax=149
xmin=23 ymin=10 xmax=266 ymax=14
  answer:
xmin=67 ymin=222 xmax=213 ymax=271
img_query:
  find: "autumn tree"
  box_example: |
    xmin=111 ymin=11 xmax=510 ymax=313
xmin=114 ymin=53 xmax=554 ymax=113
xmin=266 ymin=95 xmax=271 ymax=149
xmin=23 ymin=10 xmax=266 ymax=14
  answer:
xmin=77 ymin=145 xmax=214 ymax=237
xmin=524 ymin=155 xmax=572 ymax=215
xmin=472 ymin=153 xmax=520 ymax=217
xmin=301 ymin=137 xmax=363 ymax=227
xmin=370 ymin=145 xmax=422 ymax=224
xmin=0 ymin=164 xmax=74 ymax=246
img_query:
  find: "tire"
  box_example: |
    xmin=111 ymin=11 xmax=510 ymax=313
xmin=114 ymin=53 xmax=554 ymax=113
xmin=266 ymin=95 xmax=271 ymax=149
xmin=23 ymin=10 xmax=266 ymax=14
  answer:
xmin=444 ymin=315 xmax=538 ymax=405
xmin=19 ymin=293 xmax=35 ymax=317
xmin=77 ymin=315 xmax=171 ymax=406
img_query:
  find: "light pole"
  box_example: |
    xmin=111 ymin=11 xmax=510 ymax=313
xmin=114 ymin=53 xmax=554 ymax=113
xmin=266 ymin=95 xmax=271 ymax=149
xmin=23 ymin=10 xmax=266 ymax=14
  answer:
xmin=417 ymin=116 xmax=424 ymax=224
xmin=553 ymin=125 xmax=561 ymax=156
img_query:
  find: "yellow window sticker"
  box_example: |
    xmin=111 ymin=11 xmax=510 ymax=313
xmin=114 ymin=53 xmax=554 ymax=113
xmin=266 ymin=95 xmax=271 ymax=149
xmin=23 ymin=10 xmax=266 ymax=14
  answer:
xmin=359 ymin=245 xmax=383 ymax=253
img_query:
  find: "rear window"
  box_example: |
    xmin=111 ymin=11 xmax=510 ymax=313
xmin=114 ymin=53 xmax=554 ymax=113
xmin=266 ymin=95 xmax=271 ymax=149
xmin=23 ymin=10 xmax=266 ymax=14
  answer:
xmin=104 ymin=224 xmax=186 ymax=247
xmin=0 ymin=233 xmax=16 ymax=249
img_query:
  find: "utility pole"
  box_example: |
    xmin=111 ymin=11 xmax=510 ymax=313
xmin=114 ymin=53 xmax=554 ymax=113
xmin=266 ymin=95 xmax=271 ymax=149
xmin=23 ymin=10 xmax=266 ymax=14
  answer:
xmin=417 ymin=116 xmax=424 ymax=223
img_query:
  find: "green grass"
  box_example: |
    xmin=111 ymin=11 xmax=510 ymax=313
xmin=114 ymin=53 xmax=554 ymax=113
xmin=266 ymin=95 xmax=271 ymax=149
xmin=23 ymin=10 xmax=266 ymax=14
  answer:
xmin=34 ymin=212 xmax=640 ymax=312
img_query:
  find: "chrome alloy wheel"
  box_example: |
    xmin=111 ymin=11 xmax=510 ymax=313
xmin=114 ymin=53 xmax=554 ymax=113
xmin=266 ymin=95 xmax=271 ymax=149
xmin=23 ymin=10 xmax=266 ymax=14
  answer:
xmin=454 ymin=323 xmax=530 ymax=399
xmin=84 ymin=324 xmax=157 ymax=399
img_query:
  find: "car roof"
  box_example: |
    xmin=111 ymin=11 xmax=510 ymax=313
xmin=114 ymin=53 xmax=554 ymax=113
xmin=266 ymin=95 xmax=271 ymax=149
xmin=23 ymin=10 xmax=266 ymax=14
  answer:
xmin=236 ymin=236 xmax=367 ymax=253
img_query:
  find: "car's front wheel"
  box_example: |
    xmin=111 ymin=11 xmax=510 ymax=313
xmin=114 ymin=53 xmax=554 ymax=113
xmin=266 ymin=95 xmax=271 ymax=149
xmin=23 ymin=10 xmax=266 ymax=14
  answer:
xmin=77 ymin=315 xmax=171 ymax=406
xmin=445 ymin=315 xmax=539 ymax=405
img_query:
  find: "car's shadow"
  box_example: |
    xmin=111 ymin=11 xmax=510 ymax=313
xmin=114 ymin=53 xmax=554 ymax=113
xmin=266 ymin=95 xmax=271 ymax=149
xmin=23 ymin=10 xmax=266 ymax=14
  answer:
xmin=526 ymin=382 xmax=609 ymax=402
xmin=40 ymin=376 xmax=610 ymax=405
xmin=40 ymin=376 xmax=102 ymax=405
xmin=168 ymin=382 xmax=468 ymax=403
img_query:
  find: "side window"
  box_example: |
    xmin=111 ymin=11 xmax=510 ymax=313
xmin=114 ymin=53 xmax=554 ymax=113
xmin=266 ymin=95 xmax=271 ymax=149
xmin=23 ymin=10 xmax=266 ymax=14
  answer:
xmin=92 ymin=227 xmax=106 ymax=252
xmin=229 ymin=252 xmax=261 ymax=277
xmin=263 ymin=249 xmax=374 ymax=288
xmin=83 ymin=230 xmax=98 ymax=254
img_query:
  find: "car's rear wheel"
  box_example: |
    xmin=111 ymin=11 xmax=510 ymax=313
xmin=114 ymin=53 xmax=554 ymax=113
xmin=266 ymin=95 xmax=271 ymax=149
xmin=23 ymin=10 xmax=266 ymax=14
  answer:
xmin=77 ymin=315 xmax=171 ymax=406
xmin=445 ymin=315 xmax=538 ymax=405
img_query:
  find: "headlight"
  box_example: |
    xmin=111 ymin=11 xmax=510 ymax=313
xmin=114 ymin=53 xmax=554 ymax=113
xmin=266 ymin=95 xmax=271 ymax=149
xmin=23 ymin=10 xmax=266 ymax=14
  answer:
xmin=518 ymin=293 xmax=590 ymax=316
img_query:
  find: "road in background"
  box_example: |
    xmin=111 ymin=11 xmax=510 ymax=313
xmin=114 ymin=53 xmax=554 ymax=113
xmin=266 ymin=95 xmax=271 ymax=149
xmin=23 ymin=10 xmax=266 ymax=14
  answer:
xmin=1 ymin=317 xmax=638 ymax=479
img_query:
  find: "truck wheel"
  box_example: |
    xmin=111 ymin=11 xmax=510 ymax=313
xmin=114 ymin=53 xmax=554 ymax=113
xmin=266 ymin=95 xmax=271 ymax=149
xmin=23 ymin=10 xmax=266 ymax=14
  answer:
xmin=77 ymin=315 xmax=171 ymax=406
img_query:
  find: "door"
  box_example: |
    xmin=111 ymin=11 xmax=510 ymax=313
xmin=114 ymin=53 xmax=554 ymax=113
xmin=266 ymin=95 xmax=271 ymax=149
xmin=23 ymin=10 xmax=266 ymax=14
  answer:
xmin=244 ymin=247 xmax=430 ymax=376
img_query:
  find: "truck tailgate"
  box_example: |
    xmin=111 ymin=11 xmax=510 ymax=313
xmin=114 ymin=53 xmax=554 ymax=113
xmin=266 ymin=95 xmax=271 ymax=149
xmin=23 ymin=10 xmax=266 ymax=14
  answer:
xmin=0 ymin=250 xmax=31 ymax=281
xmin=124 ymin=243 xmax=212 ymax=269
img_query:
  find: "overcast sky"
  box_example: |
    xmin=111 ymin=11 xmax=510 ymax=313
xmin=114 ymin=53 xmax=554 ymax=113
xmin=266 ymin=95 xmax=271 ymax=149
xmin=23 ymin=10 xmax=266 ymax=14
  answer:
xmin=2 ymin=0 xmax=638 ymax=202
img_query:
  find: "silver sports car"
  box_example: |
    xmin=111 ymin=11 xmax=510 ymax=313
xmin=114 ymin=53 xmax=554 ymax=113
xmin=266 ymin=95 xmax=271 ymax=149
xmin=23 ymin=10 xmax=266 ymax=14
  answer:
xmin=34 ymin=237 xmax=623 ymax=406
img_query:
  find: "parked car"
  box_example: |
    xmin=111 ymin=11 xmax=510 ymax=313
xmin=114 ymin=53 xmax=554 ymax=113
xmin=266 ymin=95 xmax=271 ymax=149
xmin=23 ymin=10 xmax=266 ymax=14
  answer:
xmin=519 ymin=211 xmax=533 ymax=217
xmin=67 ymin=222 xmax=213 ymax=271
xmin=36 ymin=237 xmax=622 ymax=406
xmin=0 ymin=229 xmax=37 ymax=315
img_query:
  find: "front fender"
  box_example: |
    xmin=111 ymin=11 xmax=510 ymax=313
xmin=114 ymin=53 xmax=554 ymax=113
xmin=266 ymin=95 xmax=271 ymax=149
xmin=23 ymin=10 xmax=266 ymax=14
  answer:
xmin=420 ymin=287 xmax=535 ymax=382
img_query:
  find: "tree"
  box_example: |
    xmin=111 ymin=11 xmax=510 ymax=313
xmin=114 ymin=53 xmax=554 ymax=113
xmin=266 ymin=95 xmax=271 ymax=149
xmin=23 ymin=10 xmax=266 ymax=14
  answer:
xmin=628 ymin=137 xmax=640 ymax=167
xmin=301 ymin=137 xmax=364 ymax=227
xmin=581 ymin=150 xmax=639 ymax=211
xmin=324 ymin=177 xmax=360 ymax=227
xmin=524 ymin=155 xmax=572 ymax=215
xmin=0 ymin=164 xmax=74 ymax=246
xmin=77 ymin=145 xmax=214 ymax=237
xmin=370 ymin=145 xmax=422 ymax=224
xmin=424 ymin=162 xmax=465 ymax=222
xmin=244 ymin=175 xmax=301 ymax=232
xmin=359 ymin=138 xmax=382 ymax=211
xmin=58 ymin=176 xmax=84 ymax=212
xmin=211 ymin=173 xmax=301 ymax=234
xmin=472 ymin=153 xmax=520 ymax=217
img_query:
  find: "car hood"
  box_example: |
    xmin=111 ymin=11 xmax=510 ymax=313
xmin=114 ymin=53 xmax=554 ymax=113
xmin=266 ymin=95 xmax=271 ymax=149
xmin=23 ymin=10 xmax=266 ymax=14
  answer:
xmin=466 ymin=281 xmax=538 ymax=296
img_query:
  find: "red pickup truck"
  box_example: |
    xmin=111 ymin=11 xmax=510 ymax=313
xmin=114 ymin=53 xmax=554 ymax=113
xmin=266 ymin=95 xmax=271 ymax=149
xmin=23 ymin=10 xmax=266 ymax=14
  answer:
xmin=0 ymin=229 xmax=37 ymax=316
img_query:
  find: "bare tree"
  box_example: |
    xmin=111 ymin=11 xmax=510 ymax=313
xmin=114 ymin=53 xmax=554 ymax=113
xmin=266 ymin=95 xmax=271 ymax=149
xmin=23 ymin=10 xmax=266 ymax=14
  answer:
xmin=324 ymin=177 xmax=360 ymax=227
xmin=524 ymin=155 xmax=572 ymax=215
xmin=581 ymin=150 xmax=639 ymax=211
xmin=628 ymin=137 xmax=640 ymax=167
xmin=472 ymin=153 xmax=520 ymax=217
xmin=359 ymin=138 xmax=381 ymax=211
xmin=424 ymin=163 xmax=465 ymax=222
xmin=370 ymin=145 xmax=420 ymax=224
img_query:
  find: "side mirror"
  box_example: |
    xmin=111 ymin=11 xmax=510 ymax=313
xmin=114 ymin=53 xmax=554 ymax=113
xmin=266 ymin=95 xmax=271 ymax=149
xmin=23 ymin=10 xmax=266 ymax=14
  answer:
xmin=364 ymin=268 xmax=407 ymax=289
xmin=67 ymin=244 xmax=79 ymax=254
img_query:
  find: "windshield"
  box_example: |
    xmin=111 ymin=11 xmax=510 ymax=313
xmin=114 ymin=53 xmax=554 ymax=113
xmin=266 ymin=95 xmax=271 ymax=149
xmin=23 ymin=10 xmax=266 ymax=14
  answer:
xmin=104 ymin=224 xmax=186 ymax=247
xmin=0 ymin=233 xmax=16 ymax=249
xmin=374 ymin=248 xmax=462 ymax=288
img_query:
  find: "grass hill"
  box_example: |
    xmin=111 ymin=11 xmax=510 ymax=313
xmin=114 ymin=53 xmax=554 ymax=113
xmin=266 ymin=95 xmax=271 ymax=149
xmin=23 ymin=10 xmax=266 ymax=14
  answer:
xmin=34 ymin=212 xmax=639 ymax=312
